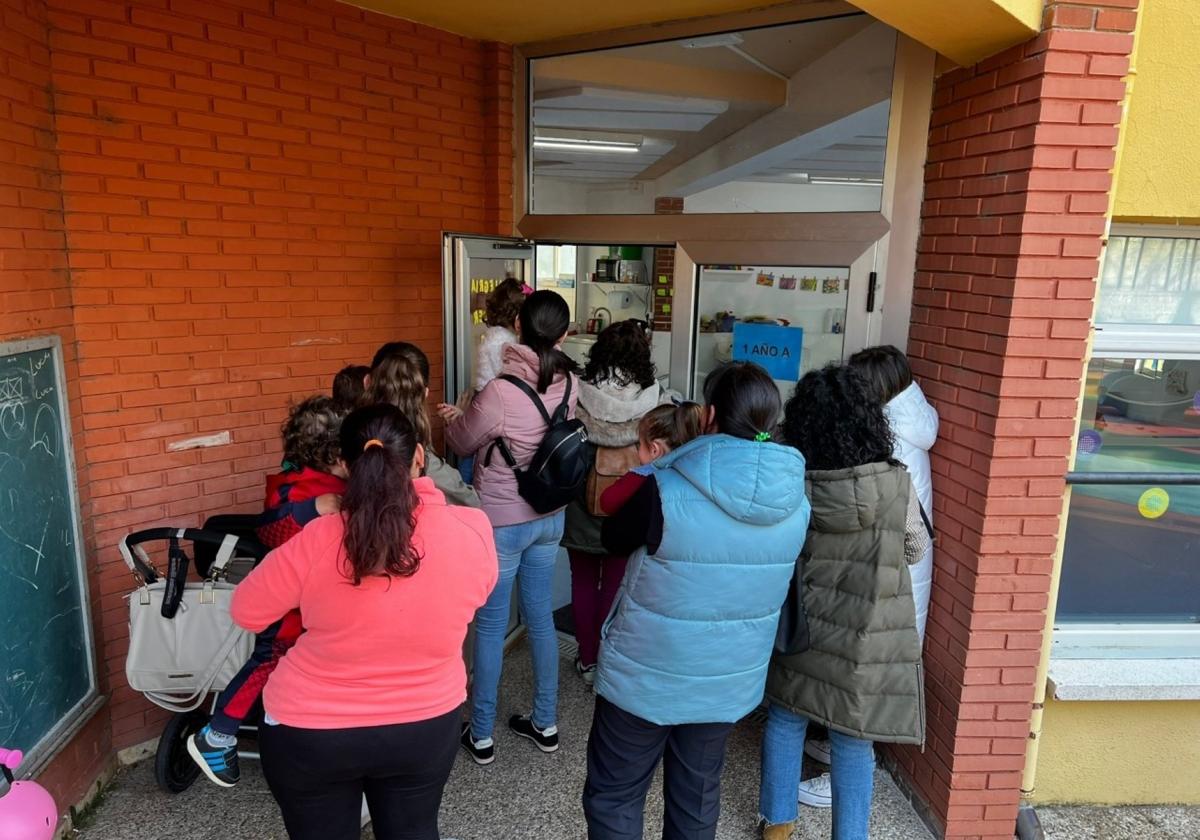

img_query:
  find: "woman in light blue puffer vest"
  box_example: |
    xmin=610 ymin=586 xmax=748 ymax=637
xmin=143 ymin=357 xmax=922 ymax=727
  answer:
xmin=582 ymin=362 xmax=811 ymax=840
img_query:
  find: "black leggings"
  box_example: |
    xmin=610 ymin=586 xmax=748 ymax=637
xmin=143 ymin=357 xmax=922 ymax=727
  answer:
xmin=259 ymin=708 xmax=460 ymax=840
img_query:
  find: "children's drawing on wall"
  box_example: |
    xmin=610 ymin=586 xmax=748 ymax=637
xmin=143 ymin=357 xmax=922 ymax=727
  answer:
xmin=822 ymin=278 xmax=841 ymax=294
xmin=756 ymin=272 xmax=775 ymax=288
xmin=800 ymin=276 xmax=818 ymax=292
xmin=779 ymin=275 xmax=797 ymax=291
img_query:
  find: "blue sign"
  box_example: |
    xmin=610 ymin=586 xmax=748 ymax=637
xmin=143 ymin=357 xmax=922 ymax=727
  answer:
xmin=732 ymin=323 xmax=803 ymax=381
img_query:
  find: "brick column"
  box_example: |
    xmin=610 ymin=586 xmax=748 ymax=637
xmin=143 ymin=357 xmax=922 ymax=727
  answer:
xmin=893 ymin=4 xmax=1136 ymax=838
xmin=652 ymin=196 xmax=683 ymax=332
xmin=482 ymin=41 xmax=514 ymax=234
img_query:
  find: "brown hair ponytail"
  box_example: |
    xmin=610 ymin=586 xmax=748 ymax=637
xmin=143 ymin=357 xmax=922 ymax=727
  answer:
xmin=639 ymin=401 xmax=704 ymax=451
xmin=364 ymin=352 xmax=432 ymax=448
xmin=339 ymin=404 xmax=423 ymax=584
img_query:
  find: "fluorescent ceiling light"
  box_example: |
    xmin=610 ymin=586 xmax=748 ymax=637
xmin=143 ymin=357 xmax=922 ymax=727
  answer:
xmin=680 ymin=33 xmax=743 ymax=49
xmin=809 ymin=176 xmax=884 ymax=186
xmin=533 ymin=137 xmax=640 ymax=154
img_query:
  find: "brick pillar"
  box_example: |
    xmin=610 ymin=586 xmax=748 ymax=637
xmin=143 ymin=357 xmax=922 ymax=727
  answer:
xmin=482 ymin=41 xmax=514 ymax=234
xmin=652 ymin=196 xmax=683 ymax=332
xmin=894 ymin=4 xmax=1136 ymax=838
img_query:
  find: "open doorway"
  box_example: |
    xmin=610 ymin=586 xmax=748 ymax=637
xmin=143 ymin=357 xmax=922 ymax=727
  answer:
xmin=533 ymin=242 xmax=671 ymax=384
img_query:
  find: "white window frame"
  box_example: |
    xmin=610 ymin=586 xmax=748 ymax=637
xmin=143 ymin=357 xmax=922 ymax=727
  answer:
xmin=1053 ymin=223 xmax=1200 ymax=663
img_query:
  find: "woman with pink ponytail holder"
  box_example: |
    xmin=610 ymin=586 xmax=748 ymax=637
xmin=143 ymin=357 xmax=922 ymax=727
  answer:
xmin=0 ymin=748 xmax=57 ymax=840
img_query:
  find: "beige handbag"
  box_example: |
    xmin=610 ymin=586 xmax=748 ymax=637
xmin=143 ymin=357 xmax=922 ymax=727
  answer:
xmin=585 ymin=444 xmax=641 ymax=517
xmin=122 ymin=530 xmax=254 ymax=713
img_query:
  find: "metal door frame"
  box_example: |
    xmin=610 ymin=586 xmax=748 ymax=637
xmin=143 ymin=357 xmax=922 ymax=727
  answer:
xmin=440 ymin=232 xmax=532 ymax=405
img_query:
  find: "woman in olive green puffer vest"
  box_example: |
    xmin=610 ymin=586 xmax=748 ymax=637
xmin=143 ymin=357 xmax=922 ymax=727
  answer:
xmin=759 ymin=364 xmax=929 ymax=840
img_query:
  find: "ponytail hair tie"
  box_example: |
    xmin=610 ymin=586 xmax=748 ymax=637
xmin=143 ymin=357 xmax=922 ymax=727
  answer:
xmin=363 ymin=438 xmax=385 ymax=451
xmin=754 ymin=431 xmax=771 ymax=443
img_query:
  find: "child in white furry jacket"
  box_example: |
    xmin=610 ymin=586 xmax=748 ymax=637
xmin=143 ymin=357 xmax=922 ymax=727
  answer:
xmin=474 ymin=277 xmax=527 ymax=392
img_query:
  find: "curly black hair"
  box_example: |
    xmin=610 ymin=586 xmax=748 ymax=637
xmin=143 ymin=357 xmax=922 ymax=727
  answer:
xmin=583 ymin=319 xmax=656 ymax=389
xmin=282 ymin=395 xmax=348 ymax=471
xmin=782 ymin=364 xmax=894 ymax=471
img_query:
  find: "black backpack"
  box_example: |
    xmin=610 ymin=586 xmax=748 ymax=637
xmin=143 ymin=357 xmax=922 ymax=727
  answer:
xmin=486 ymin=374 xmax=593 ymax=514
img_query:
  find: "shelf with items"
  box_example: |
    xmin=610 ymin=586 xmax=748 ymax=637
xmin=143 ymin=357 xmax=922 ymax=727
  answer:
xmin=584 ymin=280 xmax=651 ymax=289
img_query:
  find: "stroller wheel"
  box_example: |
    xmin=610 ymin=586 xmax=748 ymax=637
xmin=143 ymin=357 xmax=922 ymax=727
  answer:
xmin=154 ymin=708 xmax=208 ymax=794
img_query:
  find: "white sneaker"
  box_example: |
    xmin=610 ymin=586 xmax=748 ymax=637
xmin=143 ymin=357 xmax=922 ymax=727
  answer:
xmin=804 ymin=737 xmax=832 ymax=765
xmin=360 ymin=794 xmax=371 ymax=828
xmin=798 ymin=773 xmax=832 ymax=808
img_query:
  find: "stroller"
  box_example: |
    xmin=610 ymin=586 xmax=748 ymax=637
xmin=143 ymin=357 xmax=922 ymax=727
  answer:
xmin=120 ymin=515 xmax=268 ymax=794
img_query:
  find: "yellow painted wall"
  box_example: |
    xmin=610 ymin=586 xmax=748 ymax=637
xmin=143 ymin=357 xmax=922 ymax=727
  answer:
xmin=1112 ymin=0 xmax=1200 ymax=222
xmin=848 ymin=0 xmax=1040 ymax=65
xmin=346 ymin=0 xmax=819 ymax=43
xmin=345 ymin=0 xmax=1038 ymax=64
xmin=1034 ymin=695 xmax=1200 ymax=805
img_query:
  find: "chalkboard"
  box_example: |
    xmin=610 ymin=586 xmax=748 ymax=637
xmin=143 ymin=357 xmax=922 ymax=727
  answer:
xmin=0 ymin=336 xmax=96 ymax=775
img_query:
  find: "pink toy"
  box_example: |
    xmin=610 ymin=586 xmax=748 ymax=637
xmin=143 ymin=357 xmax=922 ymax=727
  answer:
xmin=0 ymin=748 xmax=58 ymax=840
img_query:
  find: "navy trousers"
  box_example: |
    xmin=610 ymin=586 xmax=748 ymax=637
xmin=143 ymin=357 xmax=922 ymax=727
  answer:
xmin=583 ymin=695 xmax=733 ymax=840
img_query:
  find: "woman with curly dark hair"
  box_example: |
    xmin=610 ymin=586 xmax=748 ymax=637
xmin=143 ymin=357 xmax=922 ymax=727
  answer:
xmin=758 ymin=364 xmax=930 ymax=840
xmin=562 ymin=319 xmax=672 ymax=684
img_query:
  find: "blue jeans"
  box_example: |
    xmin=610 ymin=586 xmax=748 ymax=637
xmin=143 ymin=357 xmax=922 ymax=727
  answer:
xmin=457 ymin=454 xmax=475 ymax=485
xmin=469 ymin=511 xmax=564 ymax=740
xmin=759 ymin=704 xmax=875 ymax=840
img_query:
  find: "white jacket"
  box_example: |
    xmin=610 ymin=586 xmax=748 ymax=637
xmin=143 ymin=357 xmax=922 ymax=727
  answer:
xmin=474 ymin=325 xmax=517 ymax=392
xmin=885 ymin=381 xmax=939 ymax=640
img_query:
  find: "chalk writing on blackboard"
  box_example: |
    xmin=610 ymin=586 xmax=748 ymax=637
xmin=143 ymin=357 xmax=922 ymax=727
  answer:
xmin=0 ymin=338 xmax=95 ymax=771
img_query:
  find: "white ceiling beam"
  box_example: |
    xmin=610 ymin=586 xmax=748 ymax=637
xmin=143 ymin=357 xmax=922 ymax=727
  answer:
xmin=533 ymin=53 xmax=786 ymax=106
xmin=651 ymin=22 xmax=896 ymax=197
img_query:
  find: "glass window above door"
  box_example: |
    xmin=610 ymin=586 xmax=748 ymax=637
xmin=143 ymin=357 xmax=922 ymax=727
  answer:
xmin=528 ymin=15 xmax=896 ymax=215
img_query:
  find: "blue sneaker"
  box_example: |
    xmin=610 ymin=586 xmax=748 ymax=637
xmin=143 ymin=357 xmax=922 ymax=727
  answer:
xmin=187 ymin=725 xmax=239 ymax=787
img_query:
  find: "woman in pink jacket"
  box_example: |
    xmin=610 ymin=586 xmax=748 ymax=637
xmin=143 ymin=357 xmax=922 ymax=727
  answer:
xmin=442 ymin=291 xmax=578 ymax=766
xmin=231 ymin=404 xmax=497 ymax=840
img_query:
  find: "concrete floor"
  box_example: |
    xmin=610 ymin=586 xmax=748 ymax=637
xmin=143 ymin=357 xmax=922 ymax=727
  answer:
xmin=72 ymin=638 xmax=935 ymax=840
xmin=73 ymin=640 xmax=1200 ymax=840
xmin=1039 ymin=804 xmax=1200 ymax=840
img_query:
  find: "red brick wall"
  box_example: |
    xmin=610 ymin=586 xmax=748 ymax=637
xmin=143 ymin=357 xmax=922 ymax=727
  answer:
xmin=0 ymin=0 xmax=114 ymax=809
xmin=895 ymin=4 xmax=1135 ymax=838
xmin=651 ymin=196 xmax=682 ymax=331
xmin=34 ymin=0 xmax=512 ymax=750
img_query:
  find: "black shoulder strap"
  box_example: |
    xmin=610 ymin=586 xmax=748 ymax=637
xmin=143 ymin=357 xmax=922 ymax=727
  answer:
xmin=917 ymin=501 xmax=934 ymax=540
xmin=548 ymin=373 xmax=573 ymax=423
xmin=499 ymin=374 xmax=552 ymax=426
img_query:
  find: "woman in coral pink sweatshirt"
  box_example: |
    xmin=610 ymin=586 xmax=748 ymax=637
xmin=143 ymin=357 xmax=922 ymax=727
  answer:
xmin=231 ymin=403 xmax=497 ymax=840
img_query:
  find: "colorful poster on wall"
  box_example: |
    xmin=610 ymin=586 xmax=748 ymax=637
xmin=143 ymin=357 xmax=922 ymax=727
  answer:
xmin=800 ymin=277 xmax=818 ymax=291
xmin=779 ymin=275 xmax=797 ymax=290
xmin=732 ymin=323 xmax=803 ymax=381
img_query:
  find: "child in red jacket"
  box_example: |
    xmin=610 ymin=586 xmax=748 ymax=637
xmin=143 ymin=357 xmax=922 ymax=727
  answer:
xmin=188 ymin=395 xmax=348 ymax=788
